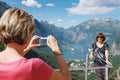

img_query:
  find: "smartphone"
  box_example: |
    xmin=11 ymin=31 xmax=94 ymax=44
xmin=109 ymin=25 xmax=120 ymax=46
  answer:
xmin=39 ymin=37 xmax=48 ymax=45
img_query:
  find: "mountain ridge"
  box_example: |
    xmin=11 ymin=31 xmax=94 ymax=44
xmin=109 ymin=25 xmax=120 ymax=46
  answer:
xmin=0 ymin=1 xmax=11 ymax=17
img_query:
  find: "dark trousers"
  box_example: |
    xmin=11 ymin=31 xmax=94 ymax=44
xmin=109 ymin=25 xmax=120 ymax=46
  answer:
xmin=94 ymin=61 xmax=106 ymax=80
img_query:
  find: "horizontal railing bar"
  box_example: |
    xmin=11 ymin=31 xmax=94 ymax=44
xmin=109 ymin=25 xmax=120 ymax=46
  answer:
xmin=55 ymin=65 xmax=113 ymax=71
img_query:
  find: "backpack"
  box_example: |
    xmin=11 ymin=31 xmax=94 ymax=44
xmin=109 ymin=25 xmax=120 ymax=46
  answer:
xmin=93 ymin=43 xmax=107 ymax=64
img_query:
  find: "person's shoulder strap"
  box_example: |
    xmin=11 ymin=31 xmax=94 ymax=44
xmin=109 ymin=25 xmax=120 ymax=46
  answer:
xmin=92 ymin=42 xmax=96 ymax=49
xmin=104 ymin=42 xmax=109 ymax=50
xmin=104 ymin=42 xmax=107 ymax=45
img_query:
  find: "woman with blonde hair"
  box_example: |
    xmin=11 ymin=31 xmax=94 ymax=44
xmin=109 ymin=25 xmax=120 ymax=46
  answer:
xmin=0 ymin=8 xmax=71 ymax=80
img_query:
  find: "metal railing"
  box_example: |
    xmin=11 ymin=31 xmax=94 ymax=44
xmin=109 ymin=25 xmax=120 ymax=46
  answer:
xmin=56 ymin=54 xmax=113 ymax=80
xmin=84 ymin=54 xmax=113 ymax=80
xmin=69 ymin=65 xmax=112 ymax=80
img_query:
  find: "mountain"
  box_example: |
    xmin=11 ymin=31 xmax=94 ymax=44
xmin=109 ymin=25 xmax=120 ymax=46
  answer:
xmin=110 ymin=31 xmax=120 ymax=55
xmin=68 ymin=18 xmax=120 ymax=44
xmin=0 ymin=1 xmax=11 ymax=17
xmin=34 ymin=19 xmax=72 ymax=50
xmin=66 ymin=18 xmax=120 ymax=59
xmin=33 ymin=18 xmax=120 ymax=59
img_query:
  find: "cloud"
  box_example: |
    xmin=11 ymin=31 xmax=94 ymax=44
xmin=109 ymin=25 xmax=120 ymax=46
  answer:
xmin=72 ymin=2 xmax=77 ymax=6
xmin=49 ymin=21 xmax=54 ymax=24
xmin=21 ymin=0 xmax=42 ymax=8
xmin=46 ymin=3 xmax=54 ymax=7
xmin=57 ymin=19 xmax=63 ymax=22
xmin=70 ymin=20 xmax=75 ymax=23
xmin=66 ymin=0 xmax=120 ymax=15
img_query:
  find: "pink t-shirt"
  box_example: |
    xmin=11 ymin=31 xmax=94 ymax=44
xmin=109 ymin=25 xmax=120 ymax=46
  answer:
xmin=0 ymin=58 xmax=53 ymax=80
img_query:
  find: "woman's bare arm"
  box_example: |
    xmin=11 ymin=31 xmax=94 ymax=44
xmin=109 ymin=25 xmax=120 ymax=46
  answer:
xmin=89 ymin=51 xmax=94 ymax=59
xmin=105 ymin=50 xmax=112 ymax=65
xmin=48 ymin=35 xmax=71 ymax=80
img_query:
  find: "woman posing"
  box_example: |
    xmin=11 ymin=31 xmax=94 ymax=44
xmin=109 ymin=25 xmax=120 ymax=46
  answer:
xmin=89 ymin=33 xmax=112 ymax=80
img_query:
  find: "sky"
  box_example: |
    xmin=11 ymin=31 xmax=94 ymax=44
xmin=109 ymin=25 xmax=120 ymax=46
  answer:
xmin=1 ymin=0 xmax=120 ymax=29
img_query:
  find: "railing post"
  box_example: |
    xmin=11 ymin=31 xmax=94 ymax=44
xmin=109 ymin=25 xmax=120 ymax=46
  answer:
xmin=117 ymin=68 xmax=120 ymax=79
xmin=105 ymin=65 xmax=109 ymax=80
xmin=85 ymin=54 xmax=89 ymax=80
